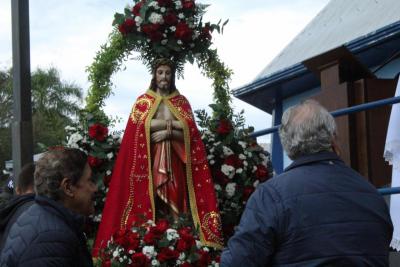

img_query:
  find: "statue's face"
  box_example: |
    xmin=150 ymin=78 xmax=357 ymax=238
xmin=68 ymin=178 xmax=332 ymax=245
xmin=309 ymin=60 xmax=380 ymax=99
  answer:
xmin=155 ymin=65 xmax=172 ymax=92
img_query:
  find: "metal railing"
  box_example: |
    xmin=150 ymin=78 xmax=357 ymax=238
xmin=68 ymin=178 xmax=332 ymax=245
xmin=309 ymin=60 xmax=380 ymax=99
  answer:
xmin=250 ymin=96 xmax=400 ymax=196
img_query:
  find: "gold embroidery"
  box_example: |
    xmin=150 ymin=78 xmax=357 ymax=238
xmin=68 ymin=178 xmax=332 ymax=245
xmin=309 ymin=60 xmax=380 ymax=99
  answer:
xmin=130 ymin=96 xmax=153 ymax=123
xmin=202 ymin=211 xmax=223 ymax=245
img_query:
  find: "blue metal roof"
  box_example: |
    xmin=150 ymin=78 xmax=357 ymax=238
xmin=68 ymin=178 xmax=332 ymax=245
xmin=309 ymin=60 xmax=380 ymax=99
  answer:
xmin=234 ymin=0 xmax=400 ymax=113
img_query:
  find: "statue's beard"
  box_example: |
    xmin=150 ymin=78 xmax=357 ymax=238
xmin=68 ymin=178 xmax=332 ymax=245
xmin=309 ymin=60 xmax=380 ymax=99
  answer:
xmin=157 ymin=81 xmax=170 ymax=91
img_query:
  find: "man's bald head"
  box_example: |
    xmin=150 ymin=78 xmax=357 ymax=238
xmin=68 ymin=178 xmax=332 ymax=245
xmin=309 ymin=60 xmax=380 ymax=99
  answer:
xmin=279 ymin=99 xmax=337 ymax=160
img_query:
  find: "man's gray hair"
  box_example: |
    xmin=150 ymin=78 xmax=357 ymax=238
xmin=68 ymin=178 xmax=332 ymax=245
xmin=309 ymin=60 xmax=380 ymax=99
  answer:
xmin=34 ymin=148 xmax=87 ymax=200
xmin=279 ymin=99 xmax=337 ymax=160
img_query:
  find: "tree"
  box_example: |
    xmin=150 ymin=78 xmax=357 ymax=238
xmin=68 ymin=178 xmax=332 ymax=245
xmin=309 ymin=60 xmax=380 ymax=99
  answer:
xmin=0 ymin=67 xmax=83 ymax=169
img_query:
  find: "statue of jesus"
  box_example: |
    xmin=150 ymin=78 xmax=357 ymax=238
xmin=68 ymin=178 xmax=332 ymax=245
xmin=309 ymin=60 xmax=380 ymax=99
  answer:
xmin=93 ymin=58 xmax=223 ymax=255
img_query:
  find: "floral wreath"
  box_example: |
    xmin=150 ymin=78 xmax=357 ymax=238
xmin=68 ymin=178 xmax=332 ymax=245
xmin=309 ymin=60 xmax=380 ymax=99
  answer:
xmin=85 ymin=0 xmax=231 ymax=119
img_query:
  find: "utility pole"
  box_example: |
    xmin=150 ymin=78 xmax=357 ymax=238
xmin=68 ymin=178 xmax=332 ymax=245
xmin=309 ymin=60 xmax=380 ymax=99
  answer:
xmin=11 ymin=0 xmax=33 ymax=183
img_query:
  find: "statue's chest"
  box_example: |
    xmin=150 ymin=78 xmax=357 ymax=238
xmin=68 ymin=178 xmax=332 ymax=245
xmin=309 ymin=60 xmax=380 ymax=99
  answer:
xmin=154 ymin=101 xmax=176 ymax=120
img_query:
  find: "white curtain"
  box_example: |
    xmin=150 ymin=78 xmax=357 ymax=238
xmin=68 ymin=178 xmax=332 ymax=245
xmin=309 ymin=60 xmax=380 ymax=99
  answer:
xmin=384 ymin=76 xmax=400 ymax=251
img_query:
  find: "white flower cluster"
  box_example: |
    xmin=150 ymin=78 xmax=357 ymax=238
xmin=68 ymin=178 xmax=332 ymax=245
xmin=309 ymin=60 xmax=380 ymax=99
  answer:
xmin=225 ymin=182 xmax=236 ymax=198
xmin=148 ymin=12 xmax=164 ymax=24
xmin=221 ymin=164 xmax=235 ymax=179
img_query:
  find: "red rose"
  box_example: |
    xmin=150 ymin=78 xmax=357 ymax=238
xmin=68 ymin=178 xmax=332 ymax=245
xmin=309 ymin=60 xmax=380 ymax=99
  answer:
xmin=216 ymin=119 xmax=232 ymax=135
xmin=242 ymin=186 xmax=254 ymax=201
xmin=175 ymin=22 xmax=193 ymax=42
xmin=88 ymin=123 xmax=108 ymax=141
xmin=155 ymin=219 xmax=169 ymax=233
xmin=103 ymin=174 xmax=112 ymax=187
xmin=157 ymin=0 xmax=172 ymax=6
xmin=102 ymin=259 xmax=111 ymax=267
xmin=183 ymin=0 xmax=195 ymax=10
xmin=256 ymin=164 xmax=269 ymax=182
xmin=214 ymin=169 xmax=230 ymax=186
xmin=157 ymin=247 xmax=179 ymax=263
xmin=200 ymin=25 xmax=212 ymax=40
xmin=143 ymin=231 xmax=157 ymax=245
xmin=132 ymin=2 xmax=143 ymax=16
xmin=224 ymin=155 xmax=242 ymax=168
xmin=149 ymin=31 xmax=163 ymax=42
xmin=131 ymin=252 xmax=149 ymax=267
xmin=197 ymin=250 xmax=211 ymax=267
xmin=164 ymin=13 xmax=178 ymax=25
xmin=176 ymin=238 xmax=194 ymax=252
xmin=181 ymin=263 xmax=193 ymax=267
xmin=126 ymin=231 xmax=140 ymax=251
xmin=113 ymin=228 xmax=130 ymax=247
xmin=88 ymin=155 xmax=103 ymax=168
xmin=118 ymin=18 xmax=136 ymax=35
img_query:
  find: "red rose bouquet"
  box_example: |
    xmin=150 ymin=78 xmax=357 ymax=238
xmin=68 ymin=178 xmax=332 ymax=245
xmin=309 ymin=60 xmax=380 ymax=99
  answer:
xmin=97 ymin=217 xmax=220 ymax=267
xmin=113 ymin=0 xmax=227 ymax=75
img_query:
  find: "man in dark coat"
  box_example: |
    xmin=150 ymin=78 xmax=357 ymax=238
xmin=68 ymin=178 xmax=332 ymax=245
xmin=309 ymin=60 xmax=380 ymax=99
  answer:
xmin=221 ymin=99 xmax=393 ymax=267
xmin=0 ymin=163 xmax=35 ymax=250
xmin=0 ymin=148 xmax=97 ymax=267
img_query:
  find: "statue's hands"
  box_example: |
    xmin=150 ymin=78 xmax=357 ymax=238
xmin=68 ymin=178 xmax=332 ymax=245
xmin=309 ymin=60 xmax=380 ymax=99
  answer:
xmin=151 ymin=130 xmax=169 ymax=143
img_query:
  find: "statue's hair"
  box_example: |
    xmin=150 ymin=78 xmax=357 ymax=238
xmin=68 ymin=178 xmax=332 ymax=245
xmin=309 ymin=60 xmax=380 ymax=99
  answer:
xmin=279 ymin=99 xmax=337 ymax=160
xmin=149 ymin=58 xmax=177 ymax=92
xmin=34 ymin=148 xmax=87 ymax=200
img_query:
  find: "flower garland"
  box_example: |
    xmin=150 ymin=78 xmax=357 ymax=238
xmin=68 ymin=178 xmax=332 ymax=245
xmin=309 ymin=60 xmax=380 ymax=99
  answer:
xmin=97 ymin=217 xmax=220 ymax=267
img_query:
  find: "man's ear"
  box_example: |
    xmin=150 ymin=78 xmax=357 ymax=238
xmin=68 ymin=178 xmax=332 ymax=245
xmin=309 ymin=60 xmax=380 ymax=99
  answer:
xmin=60 ymin=177 xmax=74 ymax=198
xmin=15 ymin=186 xmax=22 ymax=195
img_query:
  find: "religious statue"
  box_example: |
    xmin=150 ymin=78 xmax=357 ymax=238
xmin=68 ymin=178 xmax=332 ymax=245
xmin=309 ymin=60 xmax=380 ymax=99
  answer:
xmin=93 ymin=58 xmax=223 ymax=255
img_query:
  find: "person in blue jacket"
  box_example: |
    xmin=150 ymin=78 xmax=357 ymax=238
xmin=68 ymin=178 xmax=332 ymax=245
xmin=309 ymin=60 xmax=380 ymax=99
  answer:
xmin=221 ymin=99 xmax=393 ymax=267
xmin=0 ymin=148 xmax=98 ymax=267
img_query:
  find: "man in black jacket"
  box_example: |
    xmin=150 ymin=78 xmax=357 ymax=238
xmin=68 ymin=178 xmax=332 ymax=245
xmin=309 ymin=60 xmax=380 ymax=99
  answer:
xmin=0 ymin=163 xmax=35 ymax=250
xmin=221 ymin=100 xmax=393 ymax=266
xmin=0 ymin=148 xmax=97 ymax=267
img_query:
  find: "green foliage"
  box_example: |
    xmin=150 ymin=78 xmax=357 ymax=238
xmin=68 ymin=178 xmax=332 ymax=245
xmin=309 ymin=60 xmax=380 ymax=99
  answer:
xmin=0 ymin=67 xmax=83 ymax=168
xmin=86 ymin=31 xmax=132 ymax=120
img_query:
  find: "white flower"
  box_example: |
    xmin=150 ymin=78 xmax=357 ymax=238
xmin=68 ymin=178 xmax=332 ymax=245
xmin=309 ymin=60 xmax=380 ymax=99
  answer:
xmin=178 ymin=13 xmax=185 ymax=19
xmin=202 ymin=247 xmax=209 ymax=252
xmin=67 ymin=133 xmax=83 ymax=148
xmin=135 ymin=16 xmax=143 ymax=24
xmin=243 ymin=160 xmax=248 ymax=167
xmin=148 ymin=1 xmax=159 ymax=8
xmin=214 ymin=184 xmax=222 ymax=191
xmin=238 ymin=141 xmax=247 ymax=149
xmin=119 ymin=257 xmax=124 ymax=263
xmin=64 ymin=125 xmax=76 ymax=131
xmin=151 ymin=259 xmax=160 ymax=266
xmin=149 ymin=12 xmax=164 ymax=24
xmin=246 ymin=151 xmax=253 ymax=157
xmin=176 ymin=260 xmax=182 ymax=265
xmin=236 ymin=168 xmax=243 ymax=174
xmin=178 ymin=253 xmax=186 ymax=261
xmin=112 ymin=250 xmax=119 ymax=258
xmin=106 ymin=170 xmax=112 ymax=176
xmin=195 ymin=240 xmax=202 ymax=249
xmin=226 ymin=182 xmax=236 ymax=198
xmin=239 ymin=153 xmax=246 ymax=160
xmin=137 ymin=26 xmax=141 ymax=32
xmin=161 ymin=39 xmax=168 ymax=45
xmin=253 ymin=180 xmax=260 ymax=188
xmin=129 ymin=250 xmax=134 ymax=254
xmin=223 ymin=146 xmax=234 ymax=156
xmin=252 ymin=165 xmax=258 ymax=172
xmin=143 ymin=246 xmax=156 ymax=258
xmin=107 ymin=152 xmax=114 ymax=159
xmin=221 ymin=164 xmax=235 ymax=179
xmin=177 ymin=40 xmax=183 ymax=45
xmin=166 ymin=229 xmax=179 ymax=241
xmin=160 ymin=7 xmax=166 ymax=12
xmin=214 ymin=141 xmax=221 ymax=147
xmin=169 ymin=26 xmax=176 ymax=32
xmin=209 ymin=160 xmax=215 ymax=165
xmin=174 ymin=0 xmax=182 ymax=9
xmin=209 ymin=147 xmax=215 ymax=153
xmin=207 ymin=154 xmax=214 ymax=160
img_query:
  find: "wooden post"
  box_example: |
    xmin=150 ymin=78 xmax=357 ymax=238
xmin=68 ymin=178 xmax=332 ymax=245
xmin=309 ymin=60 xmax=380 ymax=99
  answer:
xmin=11 ymin=0 xmax=33 ymax=183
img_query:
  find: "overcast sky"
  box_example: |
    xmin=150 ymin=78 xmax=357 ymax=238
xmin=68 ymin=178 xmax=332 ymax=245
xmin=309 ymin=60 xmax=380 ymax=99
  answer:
xmin=0 ymin=0 xmax=330 ymax=143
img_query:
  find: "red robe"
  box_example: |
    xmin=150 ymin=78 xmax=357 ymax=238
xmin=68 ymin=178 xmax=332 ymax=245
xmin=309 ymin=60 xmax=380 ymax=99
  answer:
xmin=93 ymin=90 xmax=223 ymax=255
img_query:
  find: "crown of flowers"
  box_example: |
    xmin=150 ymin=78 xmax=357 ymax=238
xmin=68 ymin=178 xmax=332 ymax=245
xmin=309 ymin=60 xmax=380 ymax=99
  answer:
xmin=113 ymin=0 xmax=227 ymax=76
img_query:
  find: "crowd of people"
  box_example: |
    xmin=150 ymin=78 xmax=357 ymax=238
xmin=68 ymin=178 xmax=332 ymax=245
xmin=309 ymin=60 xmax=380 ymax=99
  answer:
xmin=0 ymin=100 xmax=394 ymax=266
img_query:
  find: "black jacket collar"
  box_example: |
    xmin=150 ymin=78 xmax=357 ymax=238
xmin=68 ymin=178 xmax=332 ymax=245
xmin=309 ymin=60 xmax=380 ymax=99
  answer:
xmin=285 ymin=151 xmax=342 ymax=172
xmin=35 ymin=195 xmax=85 ymax=233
